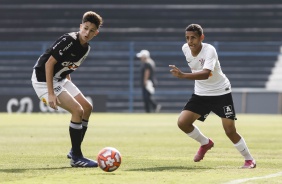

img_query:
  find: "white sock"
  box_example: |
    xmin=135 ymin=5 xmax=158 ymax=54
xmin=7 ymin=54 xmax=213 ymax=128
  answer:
xmin=234 ymin=137 xmax=253 ymax=160
xmin=69 ymin=122 xmax=82 ymax=129
xmin=82 ymin=119 xmax=88 ymax=127
xmin=187 ymin=125 xmax=209 ymax=145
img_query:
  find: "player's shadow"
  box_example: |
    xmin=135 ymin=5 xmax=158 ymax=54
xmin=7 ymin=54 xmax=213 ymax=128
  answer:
xmin=0 ymin=167 xmax=71 ymax=173
xmin=127 ymin=166 xmax=212 ymax=172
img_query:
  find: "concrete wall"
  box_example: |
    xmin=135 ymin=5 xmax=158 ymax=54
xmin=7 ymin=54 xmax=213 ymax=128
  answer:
xmin=233 ymin=89 xmax=282 ymax=114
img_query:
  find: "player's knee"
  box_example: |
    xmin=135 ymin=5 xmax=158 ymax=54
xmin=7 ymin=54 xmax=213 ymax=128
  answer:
xmin=177 ymin=117 xmax=187 ymax=130
xmin=177 ymin=116 xmax=194 ymax=133
xmin=224 ymin=128 xmax=236 ymax=137
xmin=72 ymin=105 xmax=84 ymax=118
xmin=84 ymin=102 xmax=93 ymax=114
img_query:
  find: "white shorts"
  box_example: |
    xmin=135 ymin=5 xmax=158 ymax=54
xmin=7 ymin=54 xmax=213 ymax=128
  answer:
xmin=31 ymin=70 xmax=81 ymax=105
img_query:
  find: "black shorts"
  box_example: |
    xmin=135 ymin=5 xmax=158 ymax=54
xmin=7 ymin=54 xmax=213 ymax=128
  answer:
xmin=183 ymin=93 xmax=237 ymax=122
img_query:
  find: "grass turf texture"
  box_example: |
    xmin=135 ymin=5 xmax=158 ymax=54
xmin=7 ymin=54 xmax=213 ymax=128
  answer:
xmin=0 ymin=113 xmax=282 ymax=184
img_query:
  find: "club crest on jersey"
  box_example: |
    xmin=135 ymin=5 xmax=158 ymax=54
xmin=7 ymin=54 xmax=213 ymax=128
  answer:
xmin=199 ymin=58 xmax=205 ymax=66
xmin=223 ymin=105 xmax=234 ymax=118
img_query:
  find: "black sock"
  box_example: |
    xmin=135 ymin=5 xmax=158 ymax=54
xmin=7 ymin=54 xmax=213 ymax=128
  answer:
xmin=81 ymin=119 xmax=88 ymax=142
xmin=69 ymin=121 xmax=83 ymax=157
xmin=82 ymin=126 xmax=88 ymax=142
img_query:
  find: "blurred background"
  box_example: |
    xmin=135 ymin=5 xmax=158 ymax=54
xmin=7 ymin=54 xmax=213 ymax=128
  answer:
xmin=0 ymin=0 xmax=282 ymax=113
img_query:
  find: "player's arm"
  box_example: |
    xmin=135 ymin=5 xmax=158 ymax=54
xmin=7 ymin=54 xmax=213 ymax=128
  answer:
xmin=169 ymin=65 xmax=211 ymax=80
xmin=45 ymin=56 xmax=60 ymax=110
xmin=66 ymin=74 xmax=71 ymax=81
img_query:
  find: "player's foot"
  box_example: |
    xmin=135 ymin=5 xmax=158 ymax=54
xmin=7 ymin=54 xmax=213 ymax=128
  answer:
xmin=194 ymin=139 xmax=214 ymax=162
xmin=70 ymin=156 xmax=98 ymax=168
xmin=67 ymin=149 xmax=73 ymax=159
xmin=155 ymin=104 xmax=162 ymax=113
xmin=241 ymin=159 xmax=256 ymax=169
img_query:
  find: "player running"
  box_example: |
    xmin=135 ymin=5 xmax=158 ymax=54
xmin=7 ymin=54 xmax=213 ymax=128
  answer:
xmin=169 ymin=24 xmax=256 ymax=168
xmin=31 ymin=11 xmax=103 ymax=167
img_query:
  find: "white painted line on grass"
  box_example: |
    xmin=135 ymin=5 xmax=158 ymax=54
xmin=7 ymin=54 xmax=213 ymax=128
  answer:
xmin=224 ymin=172 xmax=282 ymax=184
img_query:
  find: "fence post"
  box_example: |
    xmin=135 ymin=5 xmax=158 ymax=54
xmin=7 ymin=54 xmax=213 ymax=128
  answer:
xmin=128 ymin=42 xmax=135 ymax=112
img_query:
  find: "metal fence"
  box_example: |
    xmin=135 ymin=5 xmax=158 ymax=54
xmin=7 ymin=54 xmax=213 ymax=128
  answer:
xmin=0 ymin=41 xmax=281 ymax=113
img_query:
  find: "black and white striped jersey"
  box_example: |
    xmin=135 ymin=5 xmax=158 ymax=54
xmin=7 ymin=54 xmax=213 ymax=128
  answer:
xmin=33 ymin=32 xmax=90 ymax=82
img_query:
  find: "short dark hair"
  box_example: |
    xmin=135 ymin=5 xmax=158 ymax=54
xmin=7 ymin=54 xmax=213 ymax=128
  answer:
xmin=82 ymin=11 xmax=103 ymax=29
xmin=185 ymin=24 xmax=203 ymax=37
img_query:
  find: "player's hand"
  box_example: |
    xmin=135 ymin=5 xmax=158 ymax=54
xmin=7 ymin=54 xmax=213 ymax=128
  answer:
xmin=169 ymin=65 xmax=183 ymax=78
xmin=48 ymin=94 xmax=61 ymax=110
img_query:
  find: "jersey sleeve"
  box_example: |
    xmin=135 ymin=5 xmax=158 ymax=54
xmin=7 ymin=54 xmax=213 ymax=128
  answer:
xmin=50 ymin=35 xmax=74 ymax=63
xmin=144 ymin=63 xmax=152 ymax=70
xmin=203 ymin=45 xmax=218 ymax=71
xmin=182 ymin=43 xmax=189 ymax=57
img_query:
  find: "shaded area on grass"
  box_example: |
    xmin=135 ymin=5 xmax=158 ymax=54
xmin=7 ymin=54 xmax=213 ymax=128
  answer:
xmin=127 ymin=165 xmax=212 ymax=172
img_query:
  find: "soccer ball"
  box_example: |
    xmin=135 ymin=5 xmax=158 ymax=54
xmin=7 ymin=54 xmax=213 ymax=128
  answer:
xmin=97 ymin=147 xmax=122 ymax=172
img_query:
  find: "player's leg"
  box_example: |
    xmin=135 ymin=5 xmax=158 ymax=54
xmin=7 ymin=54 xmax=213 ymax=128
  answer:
xmin=178 ymin=110 xmax=214 ymax=162
xmin=221 ymin=118 xmax=240 ymax=143
xmin=221 ymin=118 xmax=256 ymax=168
xmin=66 ymin=93 xmax=92 ymax=159
xmin=57 ymin=91 xmax=84 ymax=157
xmin=178 ymin=110 xmax=211 ymax=146
xmin=177 ymin=110 xmax=199 ymax=133
xmin=74 ymin=93 xmax=93 ymax=142
xmin=75 ymin=93 xmax=93 ymax=118
xmin=180 ymin=94 xmax=215 ymax=162
xmin=58 ymin=91 xmax=97 ymax=167
xmin=214 ymin=93 xmax=256 ymax=168
xmin=63 ymin=80 xmax=93 ymax=158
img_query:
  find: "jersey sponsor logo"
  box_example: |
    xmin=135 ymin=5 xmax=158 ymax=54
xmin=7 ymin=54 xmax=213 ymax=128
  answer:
xmin=63 ymin=42 xmax=73 ymax=51
xmin=223 ymin=105 xmax=234 ymax=117
xmin=62 ymin=61 xmax=78 ymax=70
xmin=58 ymin=41 xmax=73 ymax=56
xmin=68 ymin=63 xmax=78 ymax=70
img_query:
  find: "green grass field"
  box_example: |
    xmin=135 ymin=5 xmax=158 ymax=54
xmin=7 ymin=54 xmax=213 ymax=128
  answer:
xmin=1 ymin=113 xmax=282 ymax=184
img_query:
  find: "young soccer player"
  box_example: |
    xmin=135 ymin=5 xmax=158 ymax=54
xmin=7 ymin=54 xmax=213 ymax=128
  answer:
xmin=169 ymin=24 xmax=256 ymax=168
xmin=31 ymin=11 xmax=103 ymax=167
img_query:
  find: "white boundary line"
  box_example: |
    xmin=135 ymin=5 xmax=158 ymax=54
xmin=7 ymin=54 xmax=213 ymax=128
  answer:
xmin=224 ymin=172 xmax=282 ymax=184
